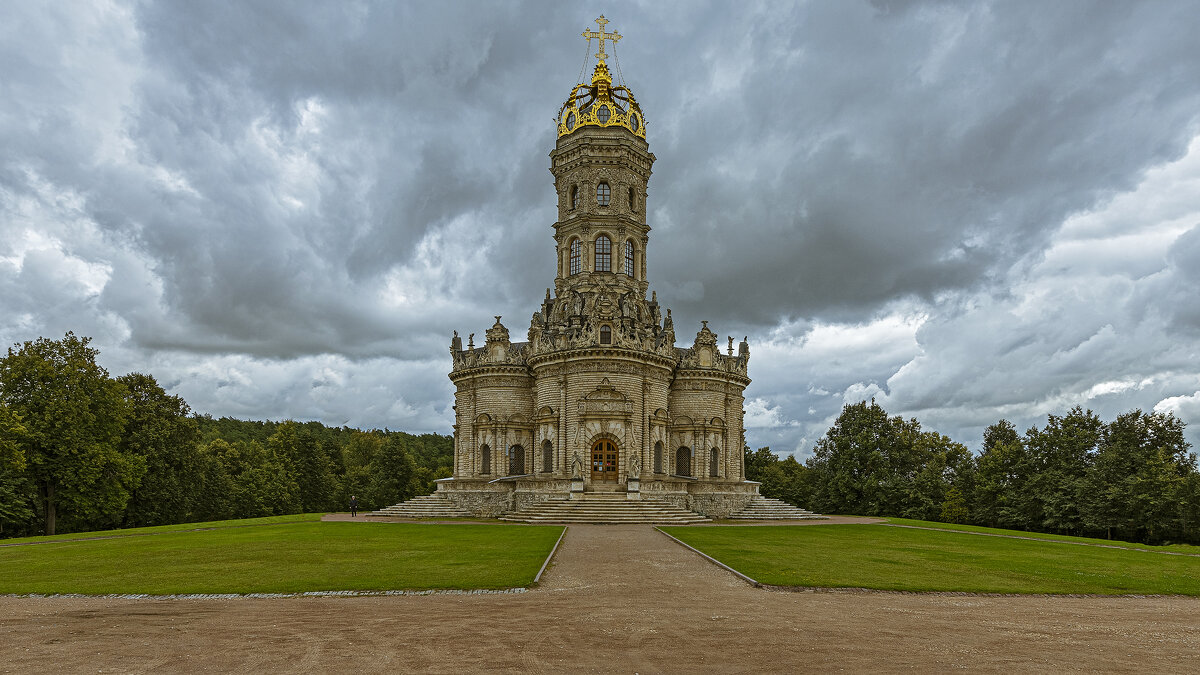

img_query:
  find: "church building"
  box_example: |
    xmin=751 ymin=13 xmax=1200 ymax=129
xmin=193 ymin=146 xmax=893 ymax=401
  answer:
xmin=434 ymin=18 xmax=760 ymax=519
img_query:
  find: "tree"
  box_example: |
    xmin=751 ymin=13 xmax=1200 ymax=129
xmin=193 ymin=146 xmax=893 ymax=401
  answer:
xmin=806 ymin=400 xmax=968 ymax=519
xmin=903 ymin=431 xmax=972 ymax=521
xmin=366 ymin=434 xmax=420 ymax=510
xmin=744 ymin=445 xmax=813 ymax=507
xmin=0 ymin=404 xmax=33 ymax=534
xmin=341 ymin=431 xmax=383 ymax=509
xmin=118 ymin=373 xmax=202 ymax=527
xmin=0 ymin=333 xmax=140 ymax=535
xmin=1082 ymin=410 xmax=1193 ymax=543
xmin=972 ymin=430 xmax=1030 ymax=529
xmin=1023 ymin=406 xmax=1101 ymax=534
xmin=744 ymin=446 xmax=779 ymax=481
xmin=269 ymin=421 xmax=337 ymax=513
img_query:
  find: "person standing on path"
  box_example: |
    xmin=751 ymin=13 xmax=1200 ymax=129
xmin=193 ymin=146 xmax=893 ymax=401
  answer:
xmin=350 ymin=495 xmax=358 ymax=517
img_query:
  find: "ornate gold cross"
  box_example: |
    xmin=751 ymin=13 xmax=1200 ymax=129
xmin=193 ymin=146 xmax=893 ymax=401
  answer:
xmin=582 ymin=15 xmax=621 ymax=63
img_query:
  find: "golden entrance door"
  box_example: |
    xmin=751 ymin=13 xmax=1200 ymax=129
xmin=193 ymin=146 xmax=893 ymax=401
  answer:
xmin=591 ymin=440 xmax=618 ymax=482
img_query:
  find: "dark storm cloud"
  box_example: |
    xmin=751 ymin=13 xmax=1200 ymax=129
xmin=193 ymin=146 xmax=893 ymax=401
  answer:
xmin=636 ymin=1 xmax=1200 ymax=327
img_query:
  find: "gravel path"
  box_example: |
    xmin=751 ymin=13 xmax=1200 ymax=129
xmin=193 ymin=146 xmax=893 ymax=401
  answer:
xmin=2 ymin=522 xmax=1198 ymax=672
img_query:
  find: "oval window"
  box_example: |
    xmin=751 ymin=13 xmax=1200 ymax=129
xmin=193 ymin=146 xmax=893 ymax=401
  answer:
xmin=631 ymin=113 xmax=640 ymax=131
xmin=566 ymin=111 xmax=576 ymax=129
xmin=597 ymin=105 xmax=610 ymax=123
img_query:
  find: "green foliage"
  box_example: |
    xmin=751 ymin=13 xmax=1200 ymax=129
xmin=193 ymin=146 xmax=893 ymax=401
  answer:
xmin=662 ymin=523 xmax=1200 ymax=595
xmin=0 ymin=520 xmax=565 ymax=594
xmin=743 ymin=446 xmax=812 ymax=507
xmin=0 ymin=334 xmax=455 ymax=539
xmin=796 ymin=401 xmax=1198 ymax=545
xmin=805 ymin=400 xmax=971 ymax=519
xmin=0 ymin=332 xmax=141 ymax=535
xmin=269 ymin=421 xmax=337 ymax=513
xmin=117 ymin=373 xmax=202 ymax=527
xmin=1021 ymin=406 xmax=1102 ymax=533
xmin=0 ymin=404 xmax=33 ymax=533
xmin=1081 ymin=410 xmax=1195 ymax=544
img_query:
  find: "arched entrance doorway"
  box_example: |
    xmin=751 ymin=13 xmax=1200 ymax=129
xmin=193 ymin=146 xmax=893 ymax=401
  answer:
xmin=591 ymin=439 xmax=618 ymax=482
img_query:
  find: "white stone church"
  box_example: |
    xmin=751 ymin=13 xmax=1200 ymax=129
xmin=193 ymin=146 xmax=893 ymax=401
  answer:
xmin=377 ymin=18 xmax=818 ymax=523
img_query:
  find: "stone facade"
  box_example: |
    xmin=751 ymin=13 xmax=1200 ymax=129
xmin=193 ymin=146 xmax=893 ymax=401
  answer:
xmin=436 ymin=29 xmax=758 ymax=519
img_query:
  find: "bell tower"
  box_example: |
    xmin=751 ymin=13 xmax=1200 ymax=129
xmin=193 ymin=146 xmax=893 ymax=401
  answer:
xmin=550 ymin=16 xmax=655 ymax=298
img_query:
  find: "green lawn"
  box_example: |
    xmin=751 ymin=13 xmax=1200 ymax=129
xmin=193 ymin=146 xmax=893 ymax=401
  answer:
xmin=884 ymin=517 xmax=1200 ymax=554
xmin=0 ymin=520 xmax=563 ymax=595
xmin=661 ymin=523 xmax=1200 ymax=595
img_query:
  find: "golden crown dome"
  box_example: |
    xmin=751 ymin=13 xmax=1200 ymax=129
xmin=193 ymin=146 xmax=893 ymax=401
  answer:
xmin=557 ymin=16 xmax=646 ymax=140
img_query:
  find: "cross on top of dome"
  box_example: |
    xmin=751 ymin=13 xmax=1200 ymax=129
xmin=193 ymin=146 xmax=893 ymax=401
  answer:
xmin=557 ymin=16 xmax=646 ymax=140
xmin=582 ymin=15 xmax=621 ymax=65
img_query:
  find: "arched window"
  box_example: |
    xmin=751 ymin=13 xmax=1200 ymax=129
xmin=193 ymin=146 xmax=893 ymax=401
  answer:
xmin=541 ymin=440 xmax=553 ymax=473
xmin=570 ymin=185 xmax=579 ymax=210
xmin=508 ymin=445 xmax=525 ymax=475
xmin=710 ymin=447 xmax=720 ymax=477
xmin=624 ymin=241 xmax=635 ymax=277
xmin=596 ymin=182 xmax=610 ymax=207
xmin=676 ymin=447 xmax=692 ymax=477
xmin=480 ymin=444 xmax=491 ymax=475
xmin=628 ymin=186 xmax=636 ymax=211
xmin=653 ymin=441 xmax=663 ymax=474
xmin=599 ymin=325 xmax=612 ymax=345
xmin=594 ymin=235 xmax=612 ymax=272
xmin=569 ymin=238 xmax=581 ymax=275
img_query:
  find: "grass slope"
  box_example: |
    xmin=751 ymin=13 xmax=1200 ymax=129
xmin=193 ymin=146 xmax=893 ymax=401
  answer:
xmin=661 ymin=523 xmax=1200 ymax=595
xmin=0 ymin=520 xmax=563 ymax=595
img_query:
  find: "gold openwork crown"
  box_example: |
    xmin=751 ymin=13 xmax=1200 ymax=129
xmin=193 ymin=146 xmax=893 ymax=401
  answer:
xmin=557 ymin=16 xmax=646 ymax=140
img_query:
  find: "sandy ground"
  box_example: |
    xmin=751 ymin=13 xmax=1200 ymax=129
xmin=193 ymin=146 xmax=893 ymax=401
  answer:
xmin=2 ymin=520 xmax=1199 ymax=673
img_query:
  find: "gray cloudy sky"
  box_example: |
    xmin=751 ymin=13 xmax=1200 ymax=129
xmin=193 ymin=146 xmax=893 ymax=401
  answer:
xmin=3 ymin=0 xmax=1200 ymax=456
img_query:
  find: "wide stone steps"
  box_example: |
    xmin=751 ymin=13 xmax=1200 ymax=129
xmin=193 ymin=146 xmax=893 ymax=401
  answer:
xmin=498 ymin=494 xmax=710 ymax=524
xmin=368 ymin=493 xmax=472 ymax=519
xmin=728 ymin=496 xmax=826 ymax=520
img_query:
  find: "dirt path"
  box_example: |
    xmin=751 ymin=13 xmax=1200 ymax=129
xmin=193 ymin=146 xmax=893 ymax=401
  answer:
xmin=2 ymin=523 xmax=1199 ymax=672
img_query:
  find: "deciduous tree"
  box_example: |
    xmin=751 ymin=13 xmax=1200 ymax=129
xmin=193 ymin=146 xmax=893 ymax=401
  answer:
xmin=0 ymin=333 xmax=140 ymax=535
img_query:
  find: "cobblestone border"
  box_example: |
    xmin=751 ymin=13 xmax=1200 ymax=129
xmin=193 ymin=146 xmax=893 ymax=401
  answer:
xmin=4 ymin=588 xmax=529 ymax=600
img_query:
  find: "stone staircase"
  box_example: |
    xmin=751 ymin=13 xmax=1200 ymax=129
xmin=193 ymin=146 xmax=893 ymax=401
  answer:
xmin=368 ymin=493 xmax=473 ymax=519
xmin=728 ymin=496 xmax=826 ymax=520
xmin=498 ymin=493 xmax=710 ymax=524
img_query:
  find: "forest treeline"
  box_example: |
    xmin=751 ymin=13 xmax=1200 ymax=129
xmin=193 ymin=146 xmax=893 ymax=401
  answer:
xmin=747 ymin=399 xmax=1200 ymax=545
xmin=0 ymin=333 xmax=451 ymax=537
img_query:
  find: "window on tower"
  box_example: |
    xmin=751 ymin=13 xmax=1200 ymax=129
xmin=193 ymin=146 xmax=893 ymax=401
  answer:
xmin=628 ymin=187 xmax=636 ymax=211
xmin=624 ymin=241 xmax=634 ymax=277
xmin=599 ymin=325 xmax=612 ymax=345
xmin=596 ymin=182 xmax=610 ymax=207
xmin=570 ymin=185 xmax=579 ymax=210
xmin=569 ymin=238 xmax=581 ymax=275
xmin=595 ymin=235 xmax=612 ymax=272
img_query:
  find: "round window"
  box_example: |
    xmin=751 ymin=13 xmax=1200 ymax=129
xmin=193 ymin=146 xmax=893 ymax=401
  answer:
xmin=631 ymin=113 xmax=640 ymax=131
xmin=597 ymin=105 xmax=610 ymax=123
xmin=566 ymin=111 xmax=576 ymax=129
